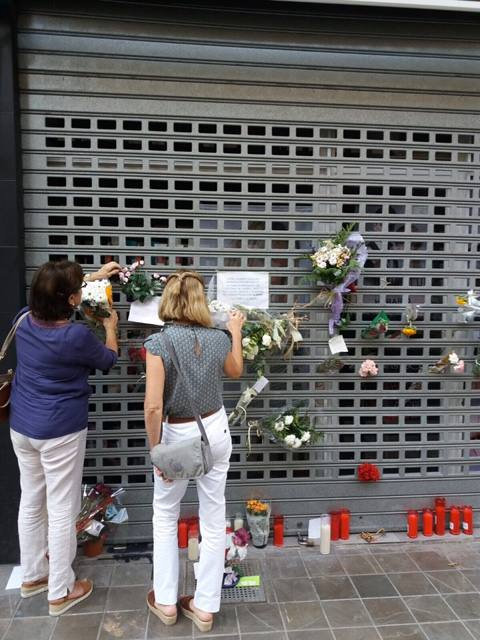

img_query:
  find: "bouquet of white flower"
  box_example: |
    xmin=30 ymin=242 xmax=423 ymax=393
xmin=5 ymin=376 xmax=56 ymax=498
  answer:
xmin=208 ymin=301 xmax=303 ymax=378
xmin=81 ymin=279 xmax=113 ymax=320
xmin=258 ymin=404 xmax=321 ymax=450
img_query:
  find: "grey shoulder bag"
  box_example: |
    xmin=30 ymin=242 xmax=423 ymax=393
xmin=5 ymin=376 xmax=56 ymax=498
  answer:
xmin=150 ymin=332 xmax=214 ymax=480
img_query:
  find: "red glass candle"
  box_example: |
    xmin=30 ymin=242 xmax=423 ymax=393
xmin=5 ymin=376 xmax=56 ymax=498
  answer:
xmin=422 ymin=509 xmax=433 ymax=537
xmin=340 ymin=509 xmax=350 ymax=540
xmin=330 ymin=511 xmax=340 ymax=541
xmin=178 ymin=519 xmax=188 ymax=548
xmin=462 ymin=505 xmax=474 ymax=535
xmin=273 ymin=515 xmax=284 ymax=547
xmin=434 ymin=497 xmax=446 ymax=536
xmin=407 ymin=510 xmax=418 ymax=539
xmin=449 ymin=505 xmax=461 ymax=535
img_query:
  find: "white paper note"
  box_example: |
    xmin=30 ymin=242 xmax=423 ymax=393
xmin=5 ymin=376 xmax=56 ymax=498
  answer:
xmin=328 ymin=334 xmax=348 ymax=355
xmin=308 ymin=517 xmax=321 ymax=543
xmin=6 ymin=566 xmax=22 ymax=590
xmin=127 ymin=297 xmax=164 ymax=326
xmin=217 ymin=271 xmax=269 ymax=309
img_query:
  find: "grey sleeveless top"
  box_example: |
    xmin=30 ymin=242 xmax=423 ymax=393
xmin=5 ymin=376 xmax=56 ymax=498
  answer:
xmin=144 ymin=324 xmax=231 ymax=418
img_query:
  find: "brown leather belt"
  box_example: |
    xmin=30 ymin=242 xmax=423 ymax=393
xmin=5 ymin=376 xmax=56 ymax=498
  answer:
xmin=167 ymin=408 xmax=220 ymax=424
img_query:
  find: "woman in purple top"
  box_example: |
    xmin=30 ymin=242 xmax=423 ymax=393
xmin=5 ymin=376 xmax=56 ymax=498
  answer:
xmin=9 ymin=260 xmax=119 ymax=616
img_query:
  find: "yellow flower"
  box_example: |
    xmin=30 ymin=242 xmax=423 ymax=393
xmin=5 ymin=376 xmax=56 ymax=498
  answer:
xmin=402 ymin=326 xmax=417 ymax=337
xmin=456 ymin=296 xmax=467 ymax=306
xmin=106 ymin=284 xmax=113 ymax=306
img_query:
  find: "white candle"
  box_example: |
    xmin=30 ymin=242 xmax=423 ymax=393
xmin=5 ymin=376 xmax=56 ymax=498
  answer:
xmin=234 ymin=514 xmax=244 ymax=531
xmin=320 ymin=514 xmax=331 ymax=555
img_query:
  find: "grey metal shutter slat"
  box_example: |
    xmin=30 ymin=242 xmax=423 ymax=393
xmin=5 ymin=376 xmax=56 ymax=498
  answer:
xmin=17 ymin=0 xmax=480 ymax=541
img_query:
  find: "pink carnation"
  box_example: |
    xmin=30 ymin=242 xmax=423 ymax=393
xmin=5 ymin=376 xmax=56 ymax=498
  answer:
xmin=359 ymin=359 xmax=379 ymax=377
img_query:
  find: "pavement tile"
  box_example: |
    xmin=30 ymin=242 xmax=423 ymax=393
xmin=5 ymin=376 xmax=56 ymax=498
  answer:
xmin=110 ymin=563 xmax=152 ymax=586
xmin=3 ymin=618 xmax=56 ymax=640
xmin=374 ymin=554 xmax=419 ymax=574
xmin=243 ymin=633 xmax=287 ymax=640
xmin=302 ymin=555 xmax=345 ymax=577
xmin=460 ymin=570 xmax=480 ymax=590
xmin=322 ymin=599 xmax=372 ymax=628
xmin=0 ymin=595 xmax=20 ymax=619
xmin=364 ymin=597 xmax=415 ymax=625
xmin=351 ymin=574 xmax=397 ymax=598
xmin=100 ymin=610 xmax=148 ymax=640
xmin=280 ymin=601 xmax=329 ymax=630
xmin=51 ymin=612 xmax=103 ymax=640
xmin=0 ymin=567 xmax=15 ymax=594
xmin=147 ymin=610 xmax=193 ymax=638
xmin=403 ymin=595 xmax=456 ymax=623
xmin=463 ymin=619 xmax=480 ymax=639
xmin=0 ymin=620 xmax=10 ymax=638
xmin=408 ymin=552 xmax=451 ymax=572
xmin=421 ymin=621 xmax=474 ymax=640
xmin=387 ymin=573 xmax=437 ymax=596
xmin=313 ymin=575 xmax=357 ymax=600
xmin=267 ymin=552 xmax=308 ymax=579
xmin=14 ymin=592 xmax=49 ymax=618
xmin=76 ymin=563 xmax=113 ymax=588
xmin=339 ymin=555 xmax=382 ymax=575
xmin=287 ymin=631 xmax=333 ymax=640
xmin=236 ymin=602 xmax=283 ymax=634
xmin=105 ymin=585 xmax=149 ymax=611
xmin=444 ymin=592 xmax=480 ymax=619
xmin=377 ymin=625 xmax=427 ymax=640
xmin=274 ymin=577 xmax=318 ymax=603
xmin=425 ymin=570 xmax=477 ymax=594
xmin=333 ymin=628 xmax=381 ymax=640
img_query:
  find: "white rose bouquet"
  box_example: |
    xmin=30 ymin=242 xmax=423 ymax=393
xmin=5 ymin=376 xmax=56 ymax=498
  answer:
xmin=258 ymin=404 xmax=321 ymax=450
xmin=208 ymin=302 xmax=303 ymax=379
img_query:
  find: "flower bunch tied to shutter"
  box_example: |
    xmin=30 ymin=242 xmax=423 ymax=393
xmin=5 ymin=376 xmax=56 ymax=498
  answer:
xmin=255 ymin=403 xmax=322 ymax=450
xmin=119 ymin=258 xmax=167 ymax=303
xmin=305 ymin=223 xmax=368 ymax=336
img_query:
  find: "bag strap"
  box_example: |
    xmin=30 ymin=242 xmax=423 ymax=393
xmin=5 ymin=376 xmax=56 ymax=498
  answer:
xmin=162 ymin=332 xmax=210 ymax=446
xmin=0 ymin=311 xmax=30 ymax=362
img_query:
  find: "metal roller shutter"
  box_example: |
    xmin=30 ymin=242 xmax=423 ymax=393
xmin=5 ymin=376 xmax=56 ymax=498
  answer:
xmin=17 ymin=0 xmax=480 ymax=541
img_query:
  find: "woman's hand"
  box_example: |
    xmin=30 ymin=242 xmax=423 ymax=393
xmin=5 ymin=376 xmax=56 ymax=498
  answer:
xmin=226 ymin=309 xmax=246 ymax=335
xmin=102 ymin=309 xmax=118 ymax=331
xmin=153 ymin=466 xmax=173 ymax=484
xmin=87 ymin=262 xmax=121 ymax=281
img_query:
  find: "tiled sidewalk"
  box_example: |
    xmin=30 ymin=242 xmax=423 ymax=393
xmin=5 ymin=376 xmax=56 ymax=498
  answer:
xmin=0 ymin=539 xmax=480 ymax=639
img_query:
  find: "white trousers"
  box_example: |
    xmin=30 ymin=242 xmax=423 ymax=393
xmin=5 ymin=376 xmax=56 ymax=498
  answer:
xmin=10 ymin=428 xmax=87 ymax=601
xmin=152 ymin=407 xmax=232 ymax=612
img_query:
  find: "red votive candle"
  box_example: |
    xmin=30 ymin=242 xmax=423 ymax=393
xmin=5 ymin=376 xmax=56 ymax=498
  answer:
xmin=330 ymin=511 xmax=340 ymax=541
xmin=434 ymin=497 xmax=446 ymax=536
xmin=422 ymin=508 xmax=433 ymax=537
xmin=273 ymin=515 xmax=284 ymax=547
xmin=462 ymin=505 xmax=474 ymax=535
xmin=407 ymin=510 xmax=418 ymax=539
xmin=449 ymin=505 xmax=461 ymax=535
xmin=340 ymin=509 xmax=350 ymax=540
xmin=178 ymin=519 xmax=188 ymax=548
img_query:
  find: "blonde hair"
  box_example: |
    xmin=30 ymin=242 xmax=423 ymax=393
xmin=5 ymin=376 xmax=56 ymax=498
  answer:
xmin=160 ymin=270 xmax=212 ymax=327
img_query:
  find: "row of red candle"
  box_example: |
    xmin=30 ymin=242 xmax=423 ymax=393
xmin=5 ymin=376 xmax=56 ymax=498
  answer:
xmin=178 ymin=516 xmax=199 ymax=548
xmin=329 ymin=509 xmax=350 ymax=541
xmin=177 ymin=514 xmax=286 ymax=548
xmin=407 ymin=499 xmax=474 ymax=538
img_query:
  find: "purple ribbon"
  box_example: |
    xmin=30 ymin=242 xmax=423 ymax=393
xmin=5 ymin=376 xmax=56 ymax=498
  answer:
xmin=326 ymin=232 xmax=368 ymax=336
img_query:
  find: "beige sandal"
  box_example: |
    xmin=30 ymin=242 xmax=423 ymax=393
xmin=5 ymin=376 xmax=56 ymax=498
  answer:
xmin=146 ymin=590 xmax=177 ymax=625
xmin=179 ymin=596 xmax=213 ymax=633
xmin=21 ymin=577 xmax=49 ymax=599
xmin=49 ymin=579 xmax=93 ymax=616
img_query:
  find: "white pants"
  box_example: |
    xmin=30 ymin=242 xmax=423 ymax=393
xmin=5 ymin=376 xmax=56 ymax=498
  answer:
xmin=152 ymin=407 xmax=232 ymax=612
xmin=10 ymin=428 xmax=87 ymax=601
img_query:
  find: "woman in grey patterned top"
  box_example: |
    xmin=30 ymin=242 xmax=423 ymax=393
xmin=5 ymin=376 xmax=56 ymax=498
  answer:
xmin=144 ymin=270 xmax=244 ymax=632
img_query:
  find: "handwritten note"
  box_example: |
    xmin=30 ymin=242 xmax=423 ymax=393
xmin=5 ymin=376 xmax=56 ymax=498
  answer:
xmin=328 ymin=334 xmax=348 ymax=355
xmin=217 ymin=271 xmax=269 ymax=309
xmin=127 ymin=297 xmax=164 ymax=326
